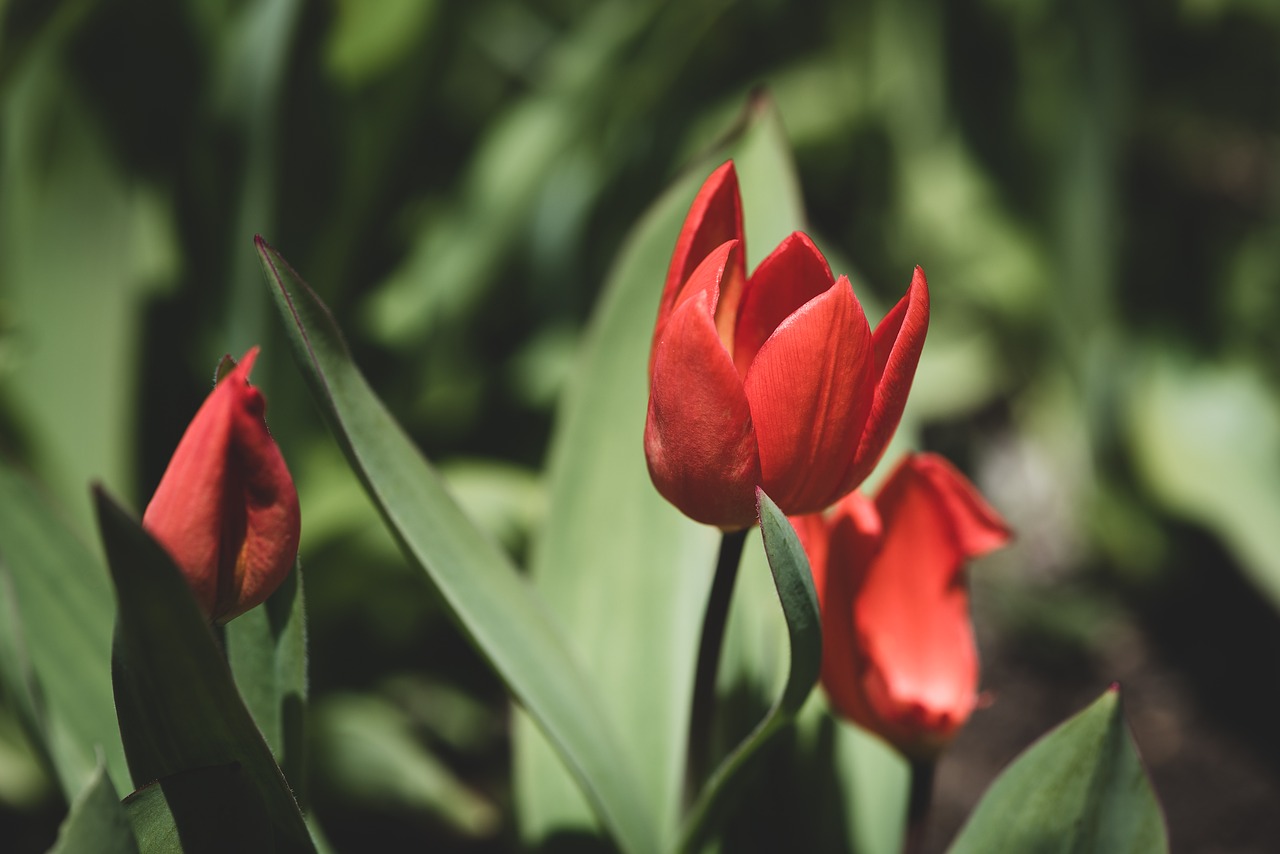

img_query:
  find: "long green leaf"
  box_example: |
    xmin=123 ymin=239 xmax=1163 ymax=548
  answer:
xmin=677 ymin=490 xmax=821 ymax=853
xmin=94 ymin=487 xmax=315 ymax=853
xmin=225 ymin=561 xmax=309 ymax=801
xmin=949 ymin=687 xmax=1169 ymax=854
xmin=122 ymin=763 xmax=273 ymax=854
xmin=255 ymin=239 xmax=658 ymax=854
xmin=0 ymin=463 xmax=127 ymax=797
xmin=512 ymin=94 xmax=812 ymax=850
xmin=48 ymin=761 xmax=139 ymax=854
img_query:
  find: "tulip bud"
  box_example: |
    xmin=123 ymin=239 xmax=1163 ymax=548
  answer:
xmin=143 ymin=347 xmax=300 ymax=623
xmin=793 ymin=453 xmax=1010 ymax=757
xmin=645 ymin=161 xmax=929 ymax=530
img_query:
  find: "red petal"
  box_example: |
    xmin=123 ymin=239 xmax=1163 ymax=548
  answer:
xmin=733 ymin=232 xmax=834 ymax=378
xmin=905 ymin=453 xmax=1012 ymax=558
xmin=844 ymin=266 xmax=930 ymax=489
xmin=645 ymin=262 xmax=760 ymax=529
xmin=743 ymin=275 xmax=874 ymax=515
xmin=847 ymin=452 xmax=1001 ymax=755
xmin=143 ymin=347 xmax=300 ymax=622
xmin=808 ymin=494 xmax=883 ymax=728
xmin=651 ymin=162 xmax=745 ymax=373
xmin=219 ymin=361 xmax=301 ymax=622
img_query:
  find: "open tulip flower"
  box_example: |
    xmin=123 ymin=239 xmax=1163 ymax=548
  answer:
xmin=792 ymin=453 xmax=1011 ymax=758
xmin=143 ymin=346 xmax=301 ymax=623
xmin=645 ymin=161 xmax=929 ymax=529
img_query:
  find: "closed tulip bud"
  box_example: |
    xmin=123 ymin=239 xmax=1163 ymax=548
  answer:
xmin=792 ymin=453 xmax=1011 ymax=758
xmin=645 ymin=161 xmax=929 ymax=530
xmin=143 ymin=347 xmax=300 ymax=623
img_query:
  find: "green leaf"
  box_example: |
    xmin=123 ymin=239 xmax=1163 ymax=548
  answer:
xmin=122 ymin=763 xmax=273 ymax=854
xmin=93 ymin=487 xmax=315 ymax=853
xmin=512 ymin=94 xmax=812 ymax=850
xmin=48 ymin=761 xmax=138 ymax=854
xmin=0 ymin=462 xmax=127 ymax=798
xmin=312 ymin=694 xmax=499 ymax=838
xmin=1127 ymin=355 xmax=1280 ymax=610
xmin=949 ymin=687 xmax=1169 ymax=854
xmin=255 ymin=239 xmax=658 ymax=854
xmin=225 ymin=561 xmax=308 ymax=799
xmin=677 ymin=491 xmax=821 ymax=853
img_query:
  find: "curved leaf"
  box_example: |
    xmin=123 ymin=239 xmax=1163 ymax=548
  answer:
xmin=225 ymin=562 xmax=309 ymax=802
xmin=94 ymin=487 xmax=315 ymax=853
xmin=677 ymin=490 xmax=821 ymax=852
xmin=0 ymin=463 xmax=127 ymax=797
xmin=256 ymin=240 xmax=658 ymax=854
xmin=512 ymin=94 xmax=812 ymax=850
xmin=49 ymin=761 xmax=138 ymax=854
xmin=949 ymin=687 xmax=1169 ymax=854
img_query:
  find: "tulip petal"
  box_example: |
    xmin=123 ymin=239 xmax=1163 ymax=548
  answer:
xmin=743 ymin=275 xmax=874 ymax=515
xmin=221 ymin=374 xmax=302 ymax=621
xmin=850 ymin=453 xmax=1004 ymax=755
xmin=843 ymin=266 xmax=930 ymax=490
xmin=907 ymin=453 xmax=1013 ymax=558
xmin=651 ymin=161 xmax=746 ymax=370
xmin=732 ymin=232 xmax=834 ymax=378
xmin=803 ymin=496 xmax=883 ymax=729
xmin=143 ymin=348 xmax=300 ymax=622
xmin=646 ymin=258 xmax=760 ymax=529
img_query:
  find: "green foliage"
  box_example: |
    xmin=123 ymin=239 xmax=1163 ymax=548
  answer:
xmin=950 ymin=688 xmax=1169 ymax=854
xmin=0 ymin=463 xmax=126 ymax=797
xmin=2 ymin=0 xmax=1278 ymax=848
xmin=257 ymin=238 xmax=659 ymax=852
xmin=95 ymin=488 xmax=314 ymax=852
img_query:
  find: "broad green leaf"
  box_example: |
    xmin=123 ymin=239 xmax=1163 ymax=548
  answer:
xmin=255 ymin=239 xmax=658 ymax=854
xmin=225 ymin=561 xmax=309 ymax=799
xmin=512 ymin=94 xmax=811 ymax=849
xmin=312 ymin=694 xmax=499 ymax=838
xmin=714 ymin=542 xmax=909 ymax=854
xmin=122 ymin=763 xmax=273 ymax=854
xmin=677 ymin=491 xmax=821 ymax=853
xmin=0 ymin=463 xmax=126 ymax=798
xmin=48 ymin=761 xmax=138 ymax=854
xmin=1127 ymin=355 xmax=1280 ymax=611
xmin=0 ymin=51 xmax=175 ymax=534
xmin=949 ymin=687 xmax=1169 ymax=854
xmin=94 ymin=487 xmax=315 ymax=853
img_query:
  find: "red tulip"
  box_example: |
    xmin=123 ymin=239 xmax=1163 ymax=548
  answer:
xmin=645 ymin=161 xmax=929 ymax=529
xmin=143 ymin=347 xmax=300 ymax=623
xmin=792 ymin=453 xmax=1010 ymax=757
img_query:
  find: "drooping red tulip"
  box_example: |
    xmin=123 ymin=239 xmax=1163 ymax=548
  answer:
xmin=143 ymin=347 xmax=300 ymax=623
xmin=792 ymin=453 xmax=1011 ymax=757
xmin=645 ymin=161 xmax=929 ymax=529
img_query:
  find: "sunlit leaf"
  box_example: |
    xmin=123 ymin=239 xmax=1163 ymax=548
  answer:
xmin=511 ymin=94 xmax=813 ymax=850
xmin=1127 ymin=355 xmax=1280 ymax=611
xmin=0 ymin=463 xmax=126 ymax=798
xmin=949 ymin=687 xmax=1168 ymax=853
xmin=256 ymin=239 xmax=658 ymax=854
xmin=48 ymin=761 xmax=138 ymax=854
xmin=676 ymin=490 xmax=821 ymax=853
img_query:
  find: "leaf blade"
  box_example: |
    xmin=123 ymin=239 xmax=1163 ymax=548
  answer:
xmin=256 ymin=239 xmax=658 ymax=854
xmin=94 ymin=487 xmax=315 ymax=853
xmin=677 ymin=490 xmax=822 ymax=853
xmin=512 ymin=94 xmax=814 ymax=849
xmin=948 ymin=687 xmax=1169 ymax=854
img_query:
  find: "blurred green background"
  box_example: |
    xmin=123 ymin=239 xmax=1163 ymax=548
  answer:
xmin=3 ymin=0 xmax=1280 ymax=850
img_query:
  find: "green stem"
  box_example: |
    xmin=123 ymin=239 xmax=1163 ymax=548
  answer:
xmin=903 ymin=757 xmax=937 ymax=854
xmin=684 ymin=527 xmax=749 ymax=808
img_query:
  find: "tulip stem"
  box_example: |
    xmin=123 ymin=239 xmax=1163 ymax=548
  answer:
xmin=903 ymin=757 xmax=936 ymax=854
xmin=684 ymin=526 xmax=749 ymax=808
